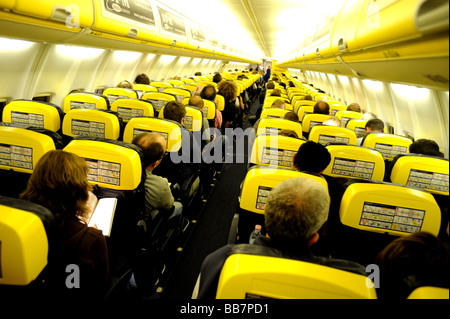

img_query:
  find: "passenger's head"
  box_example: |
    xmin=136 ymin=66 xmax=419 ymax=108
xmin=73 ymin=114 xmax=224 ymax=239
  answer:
xmin=213 ymin=73 xmax=222 ymax=84
xmin=271 ymin=99 xmax=286 ymax=109
xmin=194 ymin=72 xmax=202 ymax=76
xmin=279 ymin=129 xmax=298 ymax=139
xmin=313 ymin=101 xmax=330 ymax=115
xmin=322 ymin=116 xmax=341 ymax=127
xmin=293 ymin=141 xmax=331 ymax=174
xmin=264 ymin=177 xmax=330 ymax=247
xmin=347 ymin=103 xmax=361 ymax=113
xmin=266 ymin=82 xmax=275 ymax=90
xmin=375 ymin=232 xmax=449 ymax=299
xmin=132 ymin=132 xmax=167 ymax=169
xmin=409 ymin=139 xmax=443 ymax=157
xmin=188 ymin=95 xmax=204 ymax=110
xmin=134 ymin=73 xmax=150 ymax=85
xmin=200 ymin=85 xmax=217 ymax=102
xmin=284 ymin=111 xmax=299 ymax=123
xmin=365 ymin=119 xmax=384 ymax=133
xmin=20 ymin=150 xmax=92 ymax=221
xmin=217 ymin=81 xmax=237 ymax=102
xmin=163 ymin=101 xmax=186 ymax=124
xmin=303 ymin=95 xmax=313 ymax=101
xmin=117 ymin=80 xmax=133 ymax=89
xmin=361 ymin=112 xmax=378 ymax=120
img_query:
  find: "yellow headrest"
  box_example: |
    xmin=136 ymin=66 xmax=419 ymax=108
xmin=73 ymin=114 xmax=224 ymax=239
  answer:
xmin=132 ymin=84 xmax=158 ymax=93
xmin=110 ymin=98 xmax=154 ymax=122
xmin=123 ymin=117 xmax=182 ymax=152
xmin=217 ymin=253 xmax=376 ymax=299
xmin=294 ymin=100 xmax=316 ymax=113
xmin=62 ymin=109 xmax=120 ymax=140
xmin=240 ymin=166 xmax=328 ymax=215
xmin=149 ymin=82 xmax=173 ymax=92
xmin=302 ymin=114 xmax=332 ymax=133
xmin=323 ymin=145 xmax=386 ymax=181
xmin=339 ymin=182 xmax=441 ymax=236
xmin=141 ymin=92 xmax=176 ymax=112
xmin=63 ymin=92 xmax=109 ymax=113
xmin=297 ymin=105 xmax=314 ymax=121
xmin=0 ymin=126 xmax=55 ymax=174
xmin=335 ymin=111 xmax=363 ymax=127
xmin=202 ymin=100 xmax=216 ymax=120
xmin=102 ymin=87 xmax=138 ymax=105
xmin=64 ymin=139 xmax=142 ymax=190
xmin=390 ymin=155 xmax=449 ymax=196
xmin=216 ymin=94 xmax=225 ymax=112
xmin=162 ymin=88 xmax=192 ymax=103
xmin=250 ymin=135 xmax=305 ymax=168
xmin=330 ymin=105 xmax=348 ymax=116
xmin=346 ymin=119 xmax=369 ymax=138
xmin=0 ymin=204 xmax=48 ymax=286
xmin=260 ymin=108 xmax=291 ymax=120
xmin=263 ymin=97 xmax=292 ymax=110
xmin=309 ymin=126 xmax=358 ymax=146
xmin=165 ymin=80 xmax=185 ymax=87
xmin=407 ymin=286 xmax=450 ymax=299
xmin=181 ymin=78 xmax=195 ymax=84
xmin=159 ymin=106 xmax=203 ymax=132
xmin=179 ymin=85 xmax=197 ymax=96
xmin=3 ymin=100 xmax=61 ymax=132
xmin=256 ymin=118 xmax=303 ymax=139
xmin=362 ymin=133 xmax=412 ymax=160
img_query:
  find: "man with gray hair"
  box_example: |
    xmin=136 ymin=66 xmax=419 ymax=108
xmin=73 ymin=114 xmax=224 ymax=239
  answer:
xmin=193 ymin=177 xmax=367 ymax=299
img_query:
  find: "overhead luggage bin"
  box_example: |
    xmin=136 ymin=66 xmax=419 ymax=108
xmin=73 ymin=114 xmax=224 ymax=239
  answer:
xmin=154 ymin=3 xmax=189 ymax=48
xmin=91 ymin=0 xmax=159 ymax=42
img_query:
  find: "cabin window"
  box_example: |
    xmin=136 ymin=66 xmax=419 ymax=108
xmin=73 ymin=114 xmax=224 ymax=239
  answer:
xmin=32 ymin=95 xmax=51 ymax=103
xmin=95 ymin=88 xmax=105 ymax=95
xmin=0 ymin=98 xmax=10 ymax=122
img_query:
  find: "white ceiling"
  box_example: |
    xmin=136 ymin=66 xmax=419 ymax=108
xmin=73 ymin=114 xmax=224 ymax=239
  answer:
xmin=159 ymin=0 xmax=346 ymax=60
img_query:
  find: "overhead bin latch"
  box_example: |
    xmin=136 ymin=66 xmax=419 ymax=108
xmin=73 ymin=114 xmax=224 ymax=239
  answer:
xmin=51 ymin=4 xmax=80 ymax=28
xmin=128 ymin=28 xmax=138 ymax=38
xmin=315 ymin=48 xmax=321 ymax=58
xmin=171 ymin=40 xmax=177 ymax=46
xmin=337 ymin=37 xmax=348 ymax=53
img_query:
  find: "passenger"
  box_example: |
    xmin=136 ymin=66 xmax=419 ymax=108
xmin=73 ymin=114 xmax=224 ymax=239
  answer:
xmin=279 ymin=129 xmax=299 ymax=139
xmin=193 ymin=177 xmax=367 ymax=299
xmin=284 ymin=111 xmax=299 ymax=123
xmin=270 ymin=89 xmax=282 ymax=97
xmin=132 ymin=132 xmax=183 ymax=222
xmin=263 ymin=64 xmax=271 ymax=83
xmin=313 ymin=101 xmax=330 ymax=115
xmin=200 ymin=85 xmax=223 ymax=130
xmin=153 ymin=101 xmax=201 ymax=190
xmin=217 ymin=80 xmax=239 ymax=129
xmin=303 ymin=95 xmax=313 ymax=101
xmin=20 ymin=150 xmax=110 ymax=300
xmin=188 ymin=95 xmax=211 ymax=145
xmin=322 ymin=116 xmax=341 ymax=127
xmin=266 ymin=82 xmax=275 ymax=90
xmin=271 ymin=99 xmax=286 ymax=109
xmin=195 ymin=72 xmax=202 ymax=76
xmin=375 ymin=231 xmax=449 ymax=299
xmin=293 ymin=141 xmax=331 ymax=174
xmin=213 ymin=73 xmax=222 ymax=84
xmin=117 ymin=80 xmax=133 ymax=89
xmin=409 ymin=138 xmax=444 ymax=157
xmin=347 ymin=103 xmax=361 ymax=113
xmin=357 ymin=118 xmax=385 ymax=145
xmin=361 ymin=112 xmax=378 ymax=120
xmin=134 ymin=73 xmax=150 ymax=85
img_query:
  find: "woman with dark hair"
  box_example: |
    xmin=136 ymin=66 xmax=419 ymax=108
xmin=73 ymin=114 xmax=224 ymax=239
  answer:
xmin=217 ymin=80 xmax=239 ymax=129
xmin=20 ymin=150 xmax=110 ymax=300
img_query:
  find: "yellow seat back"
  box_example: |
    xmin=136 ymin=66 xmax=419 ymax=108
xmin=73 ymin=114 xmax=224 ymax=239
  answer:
xmin=162 ymin=88 xmax=192 ymax=103
xmin=217 ymin=251 xmax=376 ymax=299
xmin=123 ymin=117 xmax=182 ymax=152
xmin=346 ymin=119 xmax=369 ymax=138
xmin=330 ymin=104 xmax=348 ymax=116
xmin=260 ymin=108 xmax=291 ymax=120
xmin=263 ymin=96 xmax=292 ymax=110
xmin=323 ymin=145 xmax=386 ymax=181
xmin=181 ymin=78 xmax=195 ymax=84
xmin=215 ymin=94 xmax=225 ymax=112
xmin=3 ymin=100 xmax=61 ymax=132
xmin=202 ymin=99 xmax=216 ymax=120
xmin=294 ymin=100 xmax=316 ymax=113
xmin=256 ymin=118 xmax=303 ymax=138
xmin=240 ymin=166 xmax=328 ymax=215
xmin=309 ymin=125 xmax=358 ymax=146
xmin=335 ymin=111 xmax=363 ymax=128
xmin=110 ymin=98 xmax=154 ymax=123
xmin=132 ymin=84 xmax=158 ymax=93
xmin=339 ymin=182 xmax=441 ymax=236
xmin=297 ymin=105 xmax=314 ymax=122
xmin=63 ymin=92 xmax=109 ymax=113
xmin=159 ymin=106 xmax=203 ymax=133
xmin=64 ymin=139 xmax=142 ymax=190
xmin=362 ymin=133 xmax=413 ymax=161
xmin=165 ymin=80 xmax=185 ymax=87
xmin=250 ymin=135 xmax=305 ymax=168
xmin=0 ymin=126 xmax=55 ymax=174
xmin=0 ymin=200 xmax=49 ymax=286
xmin=302 ymin=114 xmax=332 ymax=133
xmin=149 ymin=81 xmax=173 ymax=92
xmin=62 ymin=109 xmax=120 ymax=140
xmin=180 ymin=84 xmax=197 ymax=96
xmin=407 ymin=286 xmax=450 ymax=299
xmin=141 ymin=92 xmax=176 ymax=113
xmin=102 ymin=87 xmax=138 ymax=105
xmin=390 ymin=154 xmax=449 ymax=196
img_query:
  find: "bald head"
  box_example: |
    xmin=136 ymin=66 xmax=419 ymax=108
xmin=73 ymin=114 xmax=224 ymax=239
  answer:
xmin=132 ymin=132 xmax=166 ymax=169
xmin=189 ymin=95 xmax=204 ymax=110
xmin=313 ymin=101 xmax=330 ymax=115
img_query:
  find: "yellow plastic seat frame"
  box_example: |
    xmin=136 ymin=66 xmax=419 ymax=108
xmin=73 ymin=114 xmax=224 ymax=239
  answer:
xmin=260 ymin=108 xmax=291 ymax=120
xmin=256 ymin=118 xmax=303 ymax=138
xmin=309 ymin=125 xmax=358 ymax=146
xmin=62 ymin=109 xmax=120 ymax=140
xmin=162 ymin=87 xmax=192 ymax=103
xmin=250 ymin=135 xmax=305 ymax=168
xmin=302 ymin=114 xmax=332 ymax=133
xmin=141 ymin=92 xmax=176 ymax=113
xmin=102 ymin=87 xmax=138 ymax=105
xmin=335 ymin=110 xmax=363 ymax=128
xmin=110 ymin=98 xmax=154 ymax=122
xmin=362 ymin=133 xmax=412 ymax=161
xmin=159 ymin=106 xmax=203 ymax=133
xmin=407 ymin=286 xmax=449 ymax=299
xmin=63 ymin=92 xmax=109 ymax=113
